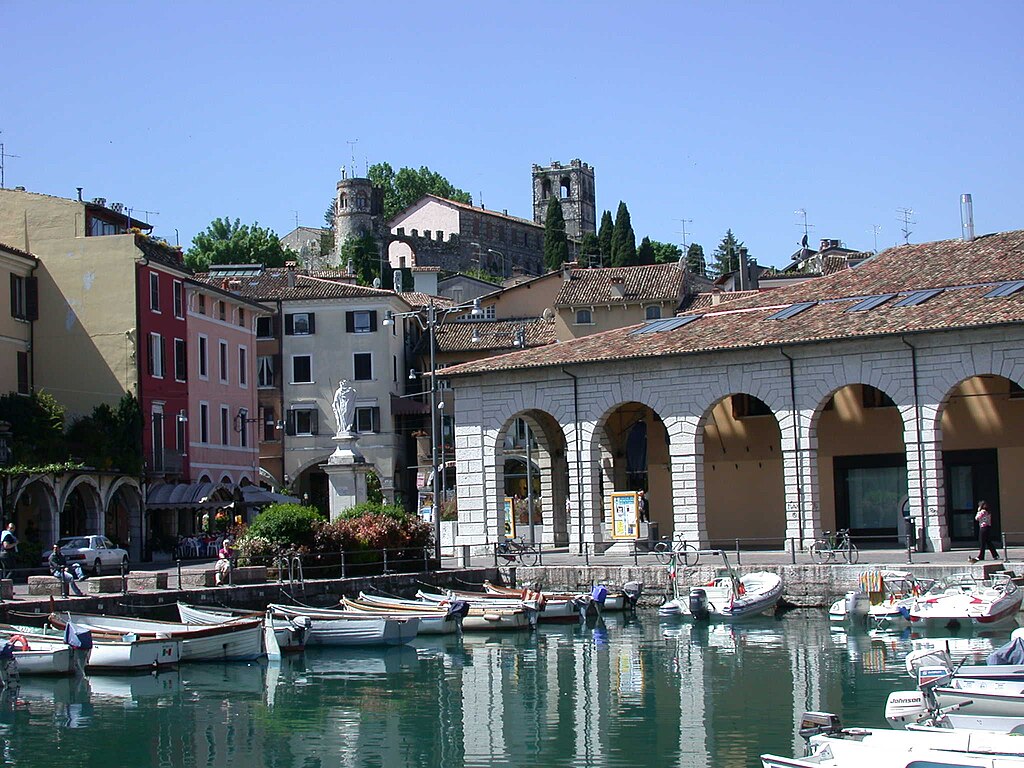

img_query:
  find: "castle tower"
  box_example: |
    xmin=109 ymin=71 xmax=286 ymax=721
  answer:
xmin=334 ymin=170 xmax=384 ymax=256
xmin=532 ymin=159 xmax=596 ymax=240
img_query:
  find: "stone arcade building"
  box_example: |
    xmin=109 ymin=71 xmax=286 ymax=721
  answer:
xmin=441 ymin=230 xmax=1024 ymax=554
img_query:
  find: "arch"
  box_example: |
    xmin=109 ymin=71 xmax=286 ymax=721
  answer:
xmin=220 ymin=474 xmax=233 ymax=485
xmin=812 ymin=381 xmax=908 ymax=543
xmin=700 ymin=392 xmax=785 ymax=547
xmin=559 ymin=176 xmax=571 ymax=199
xmin=105 ymin=483 xmax=140 ymax=551
xmin=59 ymin=476 xmax=103 ymax=538
xmin=933 ymin=374 xmax=1024 ymax=546
xmin=541 ymin=179 xmax=551 ymax=200
xmin=492 ymin=409 xmax=569 ymax=547
xmin=12 ymin=478 xmax=58 ymax=549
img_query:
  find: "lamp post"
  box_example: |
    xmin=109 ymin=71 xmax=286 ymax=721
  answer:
xmin=383 ymin=297 xmax=484 ymax=563
xmin=469 ymin=243 xmax=507 ymax=279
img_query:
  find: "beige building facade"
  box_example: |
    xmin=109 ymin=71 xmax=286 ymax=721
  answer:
xmin=0 ymin=243 xmax=36 ymax=395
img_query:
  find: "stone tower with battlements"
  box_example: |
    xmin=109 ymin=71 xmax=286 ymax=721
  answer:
xmin=334 ymin=169 xmax=385 ymax=258
xmin=532 ymin=159 xmax=596 ymax=240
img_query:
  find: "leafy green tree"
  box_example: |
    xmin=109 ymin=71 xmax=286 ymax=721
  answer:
xmin=685 ymin=243 xmax=707 ymax=276
xmin=0 ymin=390 xmax=65 ymax=465
xmin=637 ymin=236 xmax=656 ymax=266
xmin=579 ymin=232 xmax=600 ymax=267
xmin=543 ymin=197 xmax=569 ymax=271
xmin=597 ymin=210 xmax=614 ymax=265
xmin=649 ymin=240 xmax=683 ymax=264
xmin=321 ymin=200 xmax=337 ymax=258
xmin=339 ymin=234 xmax=381 ymax=287
xmin=712 ymin=229 xmax=745 ymax=276
xmin=610 ymin=202 xmax=636 ymax=267
xmin=368 ymin=163 xmax=472 ymax=220
xmin=66 ymin=393 xmax=142 ymax=474
xmin=243 ymin=502 xmax=325 ymax=549
xmin=185 ymin=217 xmax=293 ymax=271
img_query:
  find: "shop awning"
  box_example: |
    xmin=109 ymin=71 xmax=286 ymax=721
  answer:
xmin=391 ymin=393 xmax=430 ymax=416
xmin=146 ymin=481 xmax=230 ymax=510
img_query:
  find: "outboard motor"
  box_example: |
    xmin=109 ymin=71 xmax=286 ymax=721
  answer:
xmin=623 ymin=581 xmax=644 ymax=610
xmin=688 ymin=587 xmax=710 ymax=621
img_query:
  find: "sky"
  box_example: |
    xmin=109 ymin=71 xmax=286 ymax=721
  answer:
xmin=3 ymin=2 xmax=1022 ymax=268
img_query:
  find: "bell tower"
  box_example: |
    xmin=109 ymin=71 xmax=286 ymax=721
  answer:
xmin=334 ymin=168 xmax=384 ymax=258
xmin=532 ymin=159 xmax=596 ymax=240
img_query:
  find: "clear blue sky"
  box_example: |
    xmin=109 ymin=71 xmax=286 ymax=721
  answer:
xmin=3 ymin=2 xmax=1022 ymax=268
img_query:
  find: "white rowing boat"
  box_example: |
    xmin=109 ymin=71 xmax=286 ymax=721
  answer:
xmin=48 ymin=611 xmax=263 ymax=662
xmin=336 ymin=597 xmax=463 ymax=635
xmin=356 ymin=592 xmax=532 ymax=632
xmin=268 ymin=604 xmax=419 ymax=646
xmin=176 ymin=603 xmax=309 ymax=653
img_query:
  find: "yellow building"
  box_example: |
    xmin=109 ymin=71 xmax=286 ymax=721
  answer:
xmin=0 ymin=242 xmax=36 ymax=396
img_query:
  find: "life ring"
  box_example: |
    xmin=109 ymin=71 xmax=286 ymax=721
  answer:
xmin=9 ymin=634 xmax=29 ymax=651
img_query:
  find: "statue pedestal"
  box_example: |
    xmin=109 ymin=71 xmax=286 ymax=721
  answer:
xmin=323 ymin=434 xmax=372 ymax=521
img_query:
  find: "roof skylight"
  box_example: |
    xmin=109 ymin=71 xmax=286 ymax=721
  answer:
xmin=893 ymin=288 xmax=943 ymax=307
xmin=984 ymin=280 xmax=1024 ymax=298
xmin=767 ymin=302 xmax=816 ymax=320
xmin=846 ymin=294 xmax=896 ymax=312
xmin=629 ymin=315 xmax=699 ymax=335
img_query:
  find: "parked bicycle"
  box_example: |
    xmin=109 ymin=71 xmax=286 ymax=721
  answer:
xmin=653 ymin=538 xmax=700 ymax=567
xmin=810 ymin=529 xmax=859 ymax=564
xmin=495 ymin=536 xmax=539 ymax=567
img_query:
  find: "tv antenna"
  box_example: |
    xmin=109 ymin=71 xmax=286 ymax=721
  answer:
xmin=794 ymin=209 xmax=815 ymax=243
xmin=896 ymin=208 xmax=915 ymax=244
xmin=868 ymin=224 xmax=882 ymax=252
xmin=677 ymin=217 xmax=693 ymax=249
xmin=0 ymin=135 xmax=20 ymax=189
xmin=127 ymin=206 xmax=160 ymax=225
xmin=293 ymin=210 xmax=299 ymax=229
xmin=346 ymin=139 xmax=358 ymax=178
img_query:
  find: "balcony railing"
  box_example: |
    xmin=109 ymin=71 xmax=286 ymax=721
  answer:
xmin=144 ymin=451 xmax=185 ymax=475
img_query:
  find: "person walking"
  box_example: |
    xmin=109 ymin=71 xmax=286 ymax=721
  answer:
xmin=637 ymin=489 xmax=650 ymax=523
xmin=0 ymin=523 xmax=18 ymax=581
xmin=48 ymin=543 xmax=84 ymax=596
xmin=971 ymin=500 xmax=999 ymax=563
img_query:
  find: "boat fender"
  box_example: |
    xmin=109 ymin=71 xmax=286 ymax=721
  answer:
xmin=9 ymin=635 xmax=29 ymax=651
xmin=737 ymin=583 xmax=746 ymax=596
xmin=484 ymin=613 xmax=501 ymax=622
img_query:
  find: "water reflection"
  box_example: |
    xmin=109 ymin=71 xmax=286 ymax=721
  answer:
xmin=0 ymin=611 xmax=1019 ymax=767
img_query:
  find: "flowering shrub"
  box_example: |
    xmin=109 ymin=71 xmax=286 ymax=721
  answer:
xmin=242 ymin=503 xmax=323 ymax=550
xmin=235 ymin=534 xmax=277 ymax=566
xmin=315 ymin=503 xmax=431 ymax=553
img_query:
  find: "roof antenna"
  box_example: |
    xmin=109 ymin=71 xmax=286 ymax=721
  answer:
xmin=868 ymin=224 xmax=881 ymax=253
xmin=346 ymin=139 xmax=358 ymax=178
xmin=0 ymin=134 xmax=21 ymax=189
xmin=896 ymin=207 xmax=915 ymax=244
xmin=794 ymin=208 xmax=814 ymax=245
xmin=677 ymin=216 xmax=692 ymax=250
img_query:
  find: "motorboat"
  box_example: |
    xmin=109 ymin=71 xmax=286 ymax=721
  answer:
xmin=335 ymin=597 xmax=464 ymax=635
xmin=762 ymin=710 xmax=1024 ymax=767
xmin=176 ymin=602 xmax=309 ymax=652
xmin=48 ymin=611 xmax=264 ymax=662
xmin=658 ymin=550 xmax=783 ymax=620
xmin=907 ymin=572 xmax=1022 ymax=629
xmin=828 ymin=570 xmax=932 ymax=627
xmin=267 ymin=604 xmax=419 ymax=647
xmin=356 ymin=592 xmax=532 ymax=632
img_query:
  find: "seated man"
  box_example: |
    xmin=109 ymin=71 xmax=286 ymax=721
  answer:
xmin=215 ymin=537 xmax=235 ymax=586
xmin=48 ymin=543 xmax=84 ymax=596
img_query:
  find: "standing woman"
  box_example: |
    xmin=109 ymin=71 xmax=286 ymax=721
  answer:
xmin=974 ymin=500 xmax=999 ymax=562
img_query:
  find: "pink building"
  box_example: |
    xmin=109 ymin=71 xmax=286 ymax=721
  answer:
xmin=185 ymin=279 xmax=263 ymax=490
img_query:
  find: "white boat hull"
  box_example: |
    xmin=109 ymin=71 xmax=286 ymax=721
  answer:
xmin=86 ymin=637 xmax=181 ymax=671
xmin=356 ymin=593 xmax=532 ymax=632
xmin=176 ymin=603 xmax=307 ymax=652
xmin=660 ymin=571 xmax=783 ymax=620
xmin=269 ymin=605 xmax=418 ymax=646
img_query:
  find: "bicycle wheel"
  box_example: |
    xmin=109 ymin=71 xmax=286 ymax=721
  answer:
xmin=809 ymin=540 xmax=830 ymax=564
xmin=519 ymin=547 xmax=539 ymax=567
xmin=842 ymin=543 xmax=860 ymax=565
xmin=678 ymin=543 xmax=699 ymax=568
xmin=653 ymin=541 xmax=671 ymax=565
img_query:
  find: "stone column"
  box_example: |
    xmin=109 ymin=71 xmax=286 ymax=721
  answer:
xmin=667 ymin=416 xmax=705 ymax=546
xmin=905 ymin=403 xmax=948 ymax=552
xmin=779 ymin=408 xmax=819 ymax=551
xmin=322 ymin=434 xmax=372 ymax=522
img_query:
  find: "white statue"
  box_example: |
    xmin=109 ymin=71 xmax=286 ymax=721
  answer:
xmin=332 ymin=379 xmax=356 ymax=437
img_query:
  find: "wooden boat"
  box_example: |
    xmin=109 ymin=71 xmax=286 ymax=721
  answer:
xmin=355 ymin=592 xmax=532 ymax=632
xmin=0 ymin=633 xmax=79 ymax=676
xmin=659 ymin=551 xmax=783 ymax=620
xmin=176 ymin=602 xmax=309 ymax=653
xmin=48 ymin=611 xmax=263 ymax=662
xmin=418 ymin=588 xmax=581 ymax=623
xmin=908 ymin=573 xmax=1022 ymax=629
xmin=763 ymin=710 xmax=1024 ymax=767
xmin=336 ymin=597 xmax=462 ymax=635
xmin=482 ymin=581 xmax=634 ymax=611
xmin=2 ymin=622 xmax=182 ymax=672
xmin=267 ymin=604 xmax=419 ymax=647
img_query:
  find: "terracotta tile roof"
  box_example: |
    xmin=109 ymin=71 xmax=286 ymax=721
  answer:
xmin=0 ymin=241 xmax=37 ymax=262
xmin=194 ymin=268 xmax=406 ymax=304
xmin=679 ymin=290 xmax=758 ymax=312
xmin=135 ymin=234 xmax=190 ymax=274
xmin=442 ymin=230 xmax=1024 ymax=377
xmin=306 ymin=268 xmax=354 ymax=281
xmin=397 ymin=292 xmax=454 ymax=310
xmin=430 ymin=317 xmax=557 ymax=354
xmin=555 ymin=263 xmax=688 ymax=306
xmin=390 ymin=194 xmax=542 ymax=230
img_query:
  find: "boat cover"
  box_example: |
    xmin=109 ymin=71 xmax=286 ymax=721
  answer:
xmin=988 ymin=636 xmax=1024 ymax=666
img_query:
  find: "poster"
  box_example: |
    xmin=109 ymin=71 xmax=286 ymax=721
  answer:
xmin=503 ymin=497 xmax=516 ymax=538
xmin=611 ymin=492 xmax=639 ymax=539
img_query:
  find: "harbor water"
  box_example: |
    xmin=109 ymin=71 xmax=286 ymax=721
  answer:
xmin=0 ymin=610 xmax=1015 ymax=767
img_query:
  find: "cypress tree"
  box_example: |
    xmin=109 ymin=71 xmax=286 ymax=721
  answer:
xmin=579 ymin=233 xmax=600 ymax=268
xmin=610 ymin=201 xmax=636 ymax=267
xmin=637 ymin=236 xmax=656 ymax=265
xmin=543 ymin=196 xmax=569 ymax=272
xmin=685 ymin=243 xmax=707 ymax=276
xmin=597 ymin=210 xmax=614 ymax=266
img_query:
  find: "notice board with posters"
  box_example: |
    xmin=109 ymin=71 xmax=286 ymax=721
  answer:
xmin=610 ymin=491 xmax=639 ymax=539
xmin=503 ymin=497 xmax=516 ymax=538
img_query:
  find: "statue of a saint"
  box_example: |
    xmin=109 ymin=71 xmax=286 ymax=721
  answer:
xmin=332 ymin=379 xmax=356 ymax=437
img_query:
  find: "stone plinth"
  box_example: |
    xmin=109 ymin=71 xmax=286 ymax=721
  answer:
xmin=323 ymin=433 xmax=373 ymax=521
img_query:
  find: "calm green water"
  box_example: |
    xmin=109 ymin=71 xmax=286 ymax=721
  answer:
xmin=0 ymin=612 xmax=1013 ymax=768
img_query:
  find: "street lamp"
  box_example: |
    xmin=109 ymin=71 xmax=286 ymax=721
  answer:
xmin=469 ymin=242 xmax=507 ymax=279
xmin=383 ymin=297 xmax=484 ymax=563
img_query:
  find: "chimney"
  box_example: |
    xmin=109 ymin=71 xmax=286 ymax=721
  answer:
xmin=961 ymin=194 xmax=975 ymax=242
xmin=561 ymin=261 xmax=573 ymax=282
xmin=92 ymin=197 xmax=107 ymax=208
xmin=711 ymin=289 xmax=722 ymax=306
xmin=737 ymin=247 xmax=749 ymax=291
xmin=285 ymin=261 xmax=297 ymax=289
xmin=610 ymin=275 xmax=626 ymax=299
xmin=76 ymin=187 xmax=83 ymax=201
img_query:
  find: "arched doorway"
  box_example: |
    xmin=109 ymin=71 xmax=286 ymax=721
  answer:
xmin=12 ymin=479 xmax=57 ymax=549
xmin=495 ymin=410 xmax=568 ymax=546
xmin=701 ymin=393 xmax=785 ymax=547
xmin=815 ymin=383 xmax=907 ymax=543
xmin=938 ymin=375 xmax=1024 ymax=545
xmin=60 ymin=479 xmax=102 ymax=537
xmin=105 ymin=482 xmax=139 ymax=551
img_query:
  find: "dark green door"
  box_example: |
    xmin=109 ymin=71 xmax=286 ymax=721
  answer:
xmin=944 ymin=449 xmax=1000 ymax=544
